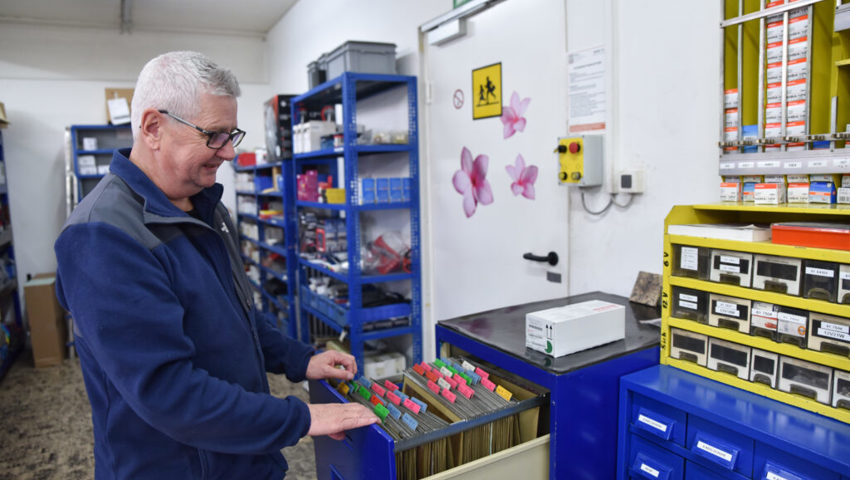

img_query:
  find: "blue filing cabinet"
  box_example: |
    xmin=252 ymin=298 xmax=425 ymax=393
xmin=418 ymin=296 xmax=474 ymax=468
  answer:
xmin=617 ymin=365 xmax=850 ymax=479
xmin=435 ymin=291 xmax=661 ymax=480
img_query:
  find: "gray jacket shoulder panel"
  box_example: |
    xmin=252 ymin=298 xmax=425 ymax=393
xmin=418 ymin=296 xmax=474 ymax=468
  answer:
xmin=64 ymin=173 xmax=162 ymax=251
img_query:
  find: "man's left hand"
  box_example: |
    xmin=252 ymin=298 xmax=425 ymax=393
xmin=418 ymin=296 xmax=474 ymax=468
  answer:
xmin=306 ymin=350 xmax=358 ymax=381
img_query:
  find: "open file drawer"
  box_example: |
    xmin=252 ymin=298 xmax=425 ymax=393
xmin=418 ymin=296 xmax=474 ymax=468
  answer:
xmin=308 ymin=361 xmax=550 ymax=480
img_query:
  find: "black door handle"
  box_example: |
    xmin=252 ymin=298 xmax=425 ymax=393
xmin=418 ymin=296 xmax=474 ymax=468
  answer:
xmin=523 ymin=251 xmax=558 ymax=266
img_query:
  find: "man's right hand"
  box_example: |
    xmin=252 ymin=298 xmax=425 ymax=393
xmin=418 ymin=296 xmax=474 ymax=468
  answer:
xmin=306 ymin=402 xmax=378 ymax=440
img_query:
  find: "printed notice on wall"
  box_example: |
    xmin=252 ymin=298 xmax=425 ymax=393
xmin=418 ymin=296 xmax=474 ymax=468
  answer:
xmin=568 ymin=46 xmax=606 ymax=133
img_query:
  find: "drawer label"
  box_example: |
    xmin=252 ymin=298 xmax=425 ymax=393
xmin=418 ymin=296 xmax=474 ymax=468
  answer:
xmin=715 ymin=301 xmax=741 ymax=318
xmin=639 ymin=463 xmax=660 ymax=478
xmin=697 ymin=440 xmax=733 ymax=462
xmin=680 ymin=246 xmax=699 ymax=271
xmin=766 ymin=472 xmax=793 ymax=480
xmin=637 ymin=414 xmax=668 ymax=433
xmin=679 ymin=300 xmax=698 ymax=310
xmin=805 ymin=267 xmax=834 ymax=278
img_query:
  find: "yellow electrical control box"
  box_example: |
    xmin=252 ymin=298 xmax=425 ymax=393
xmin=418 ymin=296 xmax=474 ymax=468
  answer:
xmin=557 ymin=135 xmax=603 ymax=187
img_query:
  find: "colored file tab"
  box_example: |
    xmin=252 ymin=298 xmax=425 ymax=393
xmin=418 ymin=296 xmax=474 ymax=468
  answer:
xmin=411 ymin=397 xmax=428 ymax=413
xmin=441 ymin=388 xmax=456 ymax=403
xmin=386 ymin=391 xmax=401 ymax=406
xmin=437 ymin=377 xmax=452 ymax=390
xmin=439 ymin=366 xmax=454 ymax=378
xmin=401 ymin=413 xmax=419 ymax=430
xmin=374 ymin=403 xmax=389 ymax=421
xmin=427 ymin=380 xmax=441 ymax=395
xmin=481 ymin=378 xmax=496 ymax=391
xmin=475 ymin=367 xmax=489 ymax=379
xmin=387 ymin=403 xmax=401 ymax=419
xmin=457 ymin=383 xmax=474 ymax=399
xmin=370 ymin=395 xmax=384 ymax=406
xmin=426 ymin=370 xmax=441 ymax=383
xmin=420 ymin=362 xmax=432 ymax=372
xmin=412 ymin=364 xmax=425 ymax=376
xmin=433 ymin=358 xmax=447 ymax=369
xmin=495 ymin=385 xmax=513 ymax=401
xmin=403 ymin=398 xmax=421 ymax=414
xmin=357 ymin=376 xmax=372 ymax=388
xmin=462 ymin=360 xmax=476 ymax=371
xmin=337 ymin=382 xmax=350 ymax=396
xmin=445 ymin=376 xmax=458 ymax=389
xmin=371 ymin=382 xmax=386 ymax=397
xmin=384 ymin=380 xmax=399 ymax=391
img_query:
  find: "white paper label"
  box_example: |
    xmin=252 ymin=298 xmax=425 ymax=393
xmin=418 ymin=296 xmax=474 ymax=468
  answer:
xmin=679 ymin=300 xmax=698 ymax=310
xmin=785 ymin=161 xmax=802 ymax=169
xmin=462 ymin=360 xmax=475 ymax=372
xmin=766 ymin=472 xmax=791 ymax=480
xmin=751 ymin=302 xmax=778 ymax=330
xmin=840 ymin=271 xmax=850 ymax=281
xmin=758 ymin=161 xmax=781 ymax=168
xmin=738 ymin=162 xmax=755 ymax=169
xmin=637 ymin=414 xmax=668 ymax=433
xmin=437 ymin=377 xmax=451 ymax=390
xmin=835 ymin=159 xmax=850 ymax=170
xmin=838 ymin=188 xmax=850 ymax=204
xmin=720 ymin=255 xmax=740 ymax=265
xmin=639 ymin=463 xmax=660 ymax=478
xmin=778 ymin=311 xmax=807 ymax=336
xmin=697 ymin=440 xmax=733 ymax=462
xmin=818 ymin=321 xmax=850 ymax=339
xmin=720 ymin=163 xmax=736 ymax=170
xmin=720 ymin=264 xmax=742 ymax=273
xmin=679 ymin=293 xmax=698 ymax=302
xmin=806 ymin=267 xmax=834 ymax=278
xmin=809 ymin=160 xmax=828 ymax=168
xmin=715 ymin=301 xmax=741 ymax=318
xmin=680 ymin=247 xmax=698 ymax=271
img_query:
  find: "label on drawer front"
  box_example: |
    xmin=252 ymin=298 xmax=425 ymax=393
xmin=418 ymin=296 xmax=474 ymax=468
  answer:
xmin=680 ymin=246 xmax=699 ymax=271
xmin=639 ymin=463 xmax=660 ymax=478
xmin=806 ymin=267 xmax=834 ymax=278
xmin=637 ymin=414 xmax=668 ymax=433
xmin=679 ymin=293 xmax=698 ymax=303
xmin=817 ymin=321 xmax=850 ymax=342
xmin=679 ymin=300 xmax=698 ymax=310
xmin=715 ymin=301 xmax=741 ymax=318
xmin=697 ymin=440 xmax=733 ymax=462
xmin=766 ymin=471 xmax=797 ymax=480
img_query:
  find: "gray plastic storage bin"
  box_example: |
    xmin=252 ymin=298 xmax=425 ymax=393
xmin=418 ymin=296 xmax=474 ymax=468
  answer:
xmin=325 ymin=41 xmax=396 ymax=80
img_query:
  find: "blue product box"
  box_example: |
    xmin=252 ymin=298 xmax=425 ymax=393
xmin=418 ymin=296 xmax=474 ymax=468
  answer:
xmin=389 ymin=177 xmax=403 ymax=202
xmin=402 ymin=178 xmax=412 ymax=202
xmin=360 ymin=178 xmax=376 ymax=204
xmin=376 ymin=178 xmax=390 ymax=203
xmin=742 ymin=182 xmax=756 ymax=202
xmin=809 ymin=181 xmax=836 ymax=204
xmin=741 ymin=124 xmax=757 ymax=153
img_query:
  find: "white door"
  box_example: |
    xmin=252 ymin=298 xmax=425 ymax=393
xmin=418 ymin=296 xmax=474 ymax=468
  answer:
xmin=422 ymin=0 xmax=569 ymax=322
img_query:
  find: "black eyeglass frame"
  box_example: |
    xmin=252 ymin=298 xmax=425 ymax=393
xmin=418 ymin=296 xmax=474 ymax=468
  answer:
xmin=157 ymin=109 xmax=245 ymax=149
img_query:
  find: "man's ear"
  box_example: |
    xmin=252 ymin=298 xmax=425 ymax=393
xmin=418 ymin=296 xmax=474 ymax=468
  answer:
xmin=139 ymin=109 xmax=163 ymax=151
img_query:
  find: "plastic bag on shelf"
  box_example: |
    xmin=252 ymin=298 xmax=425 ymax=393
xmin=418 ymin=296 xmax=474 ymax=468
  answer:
xmin=363 ymin=231 xmax=410 ymax=275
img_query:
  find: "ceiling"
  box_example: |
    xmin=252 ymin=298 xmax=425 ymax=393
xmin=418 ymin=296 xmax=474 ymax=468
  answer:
xmin=0 ymin=0 xmax=298 ymax=37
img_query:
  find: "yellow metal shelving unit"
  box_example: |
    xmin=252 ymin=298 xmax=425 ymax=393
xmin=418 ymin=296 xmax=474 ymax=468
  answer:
xmin=661 ymin=203 xmax=850 ymax=423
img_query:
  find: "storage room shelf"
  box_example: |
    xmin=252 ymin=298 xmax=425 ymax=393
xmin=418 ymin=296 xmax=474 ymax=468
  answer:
xmin=293 ymin=72 xmax=415 ymax=109
xmin=663 ymin=357 xmax=850 ymax=424
xmin=296 ymin=200 xmax=412 ymax=211
xmin=293 ymin=144 xmax=415 ymax=160
xmin=234 ymin=163 xmax=279 ymax=172
xmin=693 ymin=203 xmax=850 ymax=215
xmin=668 ymin=276 xmax=850 ymax=317
xmin=668 ymin=234 xmax=850 ymax=262
xmin=299 ymin=258 xmax=414 ymax=284
xmin=300 ymin=285 xmax=412 ymax=331
xmin=666 ymin=317 xmax=850 ymax=371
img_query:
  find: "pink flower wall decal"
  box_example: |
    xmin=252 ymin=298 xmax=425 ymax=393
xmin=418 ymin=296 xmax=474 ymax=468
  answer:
xmin=452 ymin=147 xmax=494 ymax=217
xmin=505 ymin=154 xmax=538 ymax=200
xmin=500 ymin=91 xmax=530 ymax=139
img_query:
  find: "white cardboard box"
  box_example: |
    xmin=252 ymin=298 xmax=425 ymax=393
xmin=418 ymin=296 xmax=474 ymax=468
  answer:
xmin=525 ymin=300 xmax=625 ymax=357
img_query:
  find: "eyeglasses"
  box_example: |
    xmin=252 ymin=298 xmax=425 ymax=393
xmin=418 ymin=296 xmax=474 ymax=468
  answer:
xmin=158 ymin=110 xmax=245 ymax=149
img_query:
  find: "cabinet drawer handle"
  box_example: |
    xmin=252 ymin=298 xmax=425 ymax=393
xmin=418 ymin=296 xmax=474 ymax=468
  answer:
xmin=634 ymin=408 xmax=674 ymax=441
xmin=691 ymin=432 xmax=739 ymax=470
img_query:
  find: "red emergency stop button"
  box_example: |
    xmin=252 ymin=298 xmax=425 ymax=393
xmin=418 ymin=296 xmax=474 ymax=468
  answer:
xmin=569 ymin=142 xmax=581 ymax=154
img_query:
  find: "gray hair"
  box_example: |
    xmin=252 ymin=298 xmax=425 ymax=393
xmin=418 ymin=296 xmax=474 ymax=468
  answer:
xmin=130 ymin=51 xmax=241 ymax=139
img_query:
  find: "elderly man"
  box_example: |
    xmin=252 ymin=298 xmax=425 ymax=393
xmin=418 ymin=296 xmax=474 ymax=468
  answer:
xmin=55 ymin=51 xmax=376 ymax=479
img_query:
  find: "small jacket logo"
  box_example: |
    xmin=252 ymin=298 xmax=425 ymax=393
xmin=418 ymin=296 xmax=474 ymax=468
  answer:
xmin=220 ymin=222 xmax=229 ymax=234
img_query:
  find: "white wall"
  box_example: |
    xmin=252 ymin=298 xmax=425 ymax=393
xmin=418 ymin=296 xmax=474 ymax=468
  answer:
xmin=567 ymin=0 xmax=721 ymax=297
xmin=0 ymin=22 xmax=272 ymax=286
xmin=265 ymin=0 xmax=446 ymax=92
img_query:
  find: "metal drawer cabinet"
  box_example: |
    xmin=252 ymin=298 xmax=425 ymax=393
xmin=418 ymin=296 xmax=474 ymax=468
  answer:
xmin=617 ymin=366 xmax=850 ymax=480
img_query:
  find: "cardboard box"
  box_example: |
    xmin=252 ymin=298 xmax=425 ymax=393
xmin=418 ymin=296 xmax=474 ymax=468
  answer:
xmin=525 ymin=300 xmax=625 ymax=357
xmin=25 ymin=274 xmax=67 ymax=367
xmin=105 ymin=88 xmax=134 ymax=125
xmin=0 ymin=101 xmax=8 ymax=128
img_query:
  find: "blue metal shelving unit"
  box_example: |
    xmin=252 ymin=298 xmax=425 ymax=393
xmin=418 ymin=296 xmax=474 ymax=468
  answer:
xmin=68 ymin=124 xmax=132 ymax=207
xmin=291 ymin=72 xmax=422 ymax=372
xmin=234 ymin=161 xmax=298 ymax=339
xmin=0 ymin=129 xmax=22 ymax=379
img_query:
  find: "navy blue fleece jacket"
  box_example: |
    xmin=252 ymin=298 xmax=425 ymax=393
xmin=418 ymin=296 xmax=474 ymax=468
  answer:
xmin=55 ymin=149 xmax=313 ymax=479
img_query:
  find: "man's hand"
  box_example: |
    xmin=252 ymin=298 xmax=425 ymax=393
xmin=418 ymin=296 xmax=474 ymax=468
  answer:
xmin=307 ymin=403 xmax=378 ymax=440
xmin=306 ymin=350 xmax=358 ymax=381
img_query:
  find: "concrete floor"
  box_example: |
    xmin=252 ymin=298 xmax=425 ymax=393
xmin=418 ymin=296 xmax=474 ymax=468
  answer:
xmin=0 ymin=348 xmax=318 ymax=480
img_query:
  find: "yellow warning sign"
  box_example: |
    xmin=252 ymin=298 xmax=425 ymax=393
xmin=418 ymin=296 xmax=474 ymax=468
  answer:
xmin=472 ymin=62 xmax=502 ymax=120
